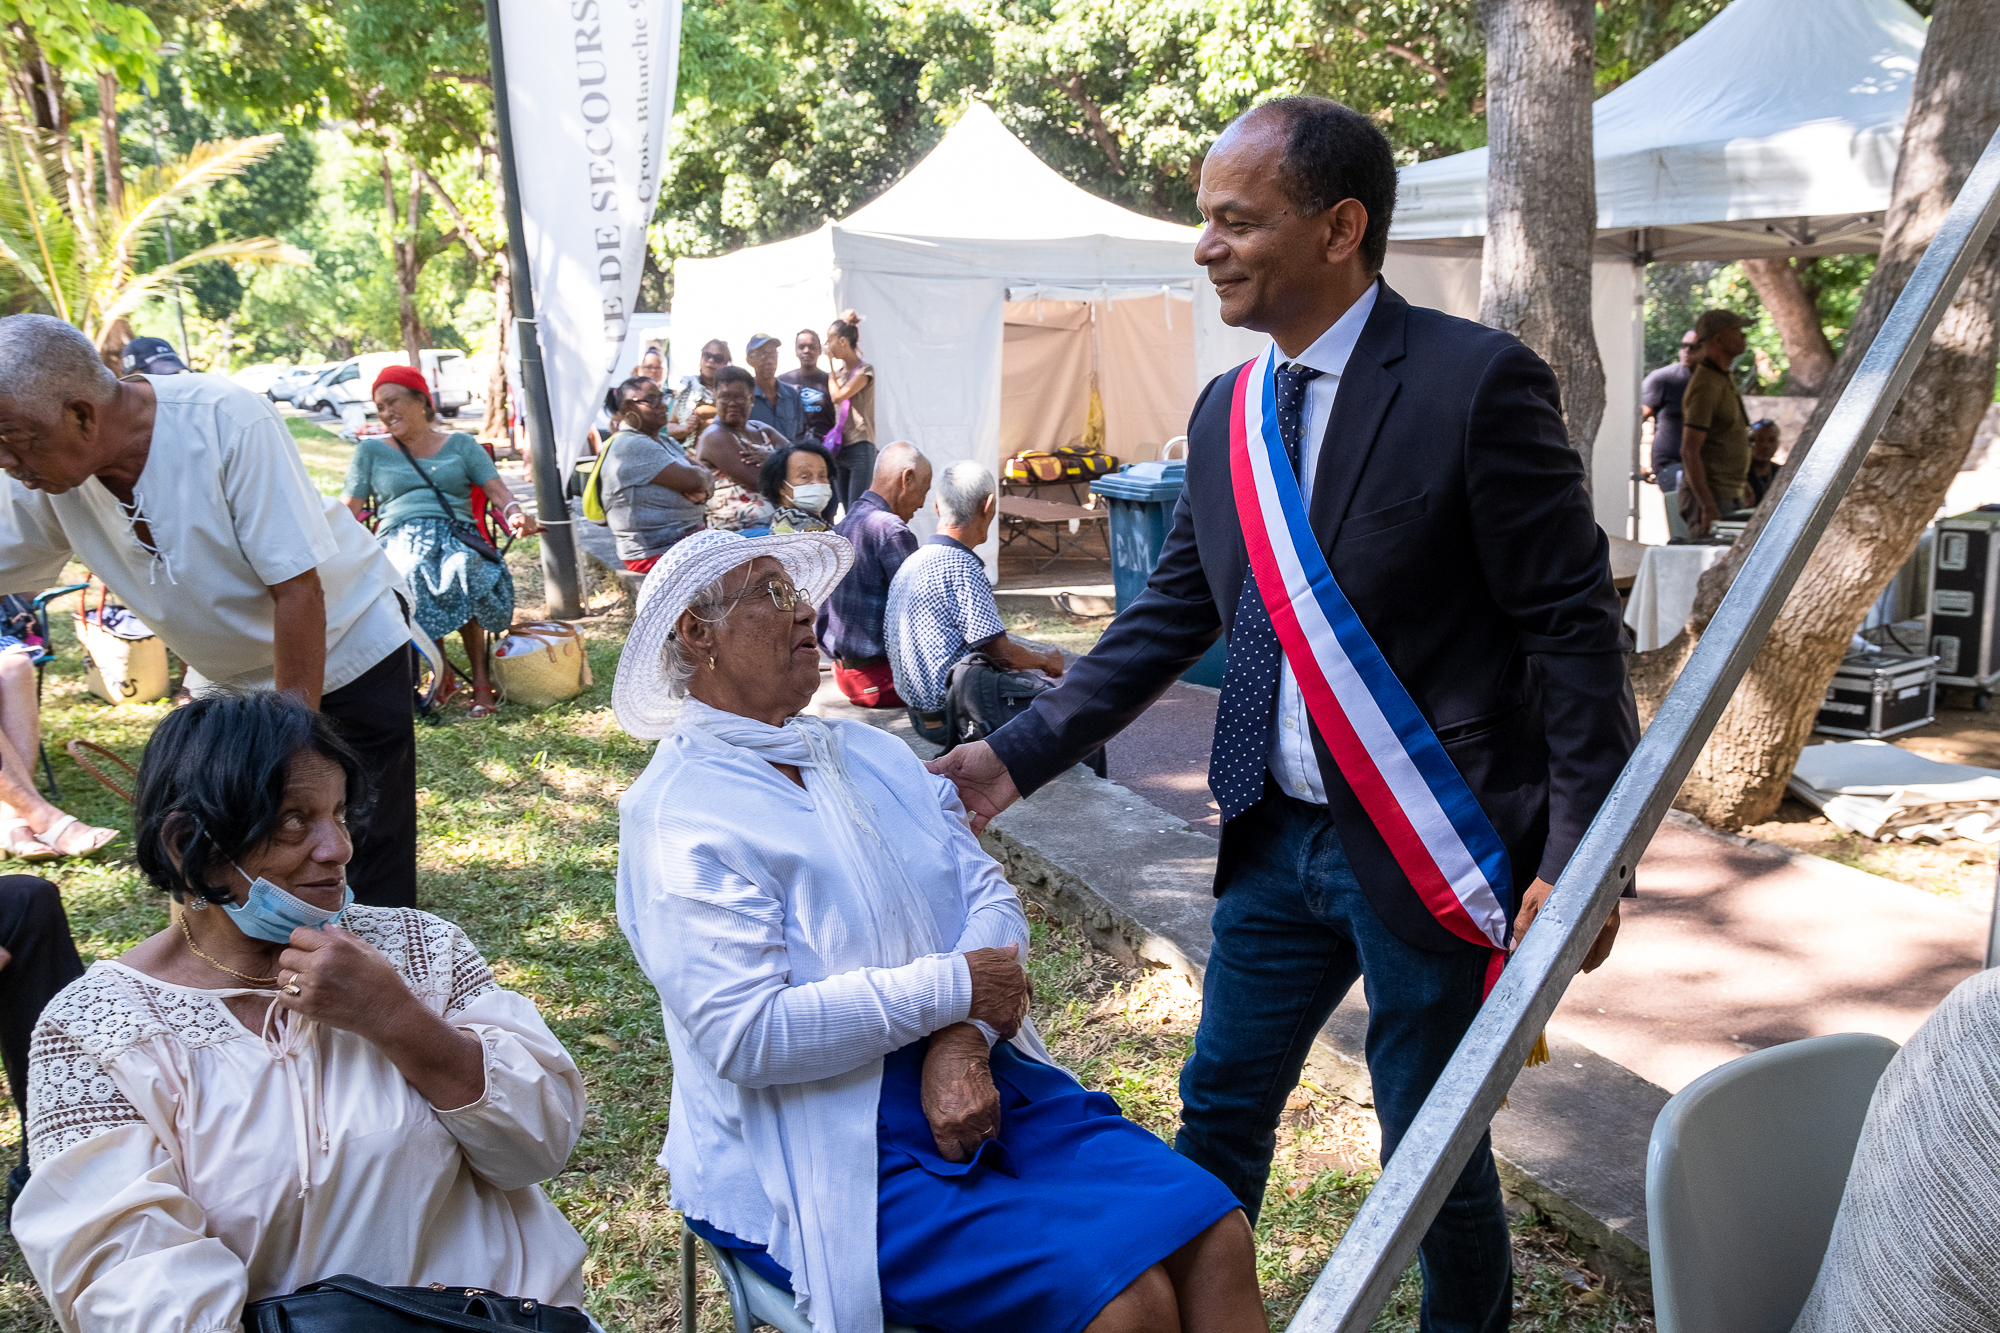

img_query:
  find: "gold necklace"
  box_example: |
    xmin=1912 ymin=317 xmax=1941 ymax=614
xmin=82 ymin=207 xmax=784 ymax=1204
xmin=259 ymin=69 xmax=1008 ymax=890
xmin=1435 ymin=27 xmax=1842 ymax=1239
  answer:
xmin=178 ymin=912 xmax=280 ymax=985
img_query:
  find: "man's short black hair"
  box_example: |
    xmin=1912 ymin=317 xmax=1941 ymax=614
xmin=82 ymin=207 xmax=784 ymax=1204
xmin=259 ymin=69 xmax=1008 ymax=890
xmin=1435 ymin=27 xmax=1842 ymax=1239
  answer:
xmin=1246 ymin=97 xmax=1397 ymax=272
xmin=134 ymin=691 xmax=369 ymax=905
xmin=759 ymin=440 xmax=839 ymax=506
xmin=714 ymin=365 xmax=755 ymax=392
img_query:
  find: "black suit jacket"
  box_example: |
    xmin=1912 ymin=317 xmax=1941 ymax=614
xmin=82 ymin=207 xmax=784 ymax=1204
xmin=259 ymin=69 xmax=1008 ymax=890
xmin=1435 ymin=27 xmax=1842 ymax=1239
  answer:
xmin=987 ymin=281 xmax=1640 ymax=954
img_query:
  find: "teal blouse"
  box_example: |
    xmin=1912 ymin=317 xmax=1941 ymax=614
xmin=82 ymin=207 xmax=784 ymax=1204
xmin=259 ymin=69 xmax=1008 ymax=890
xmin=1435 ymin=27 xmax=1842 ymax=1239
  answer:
xmin=343 ymin=433 xmax=499 ymax=528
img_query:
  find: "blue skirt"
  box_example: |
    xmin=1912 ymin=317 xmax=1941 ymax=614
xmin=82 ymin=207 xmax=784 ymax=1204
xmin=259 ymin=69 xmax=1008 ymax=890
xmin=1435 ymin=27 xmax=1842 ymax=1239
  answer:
xmin=689 ymin=1037 xmax=1239 ymax=1333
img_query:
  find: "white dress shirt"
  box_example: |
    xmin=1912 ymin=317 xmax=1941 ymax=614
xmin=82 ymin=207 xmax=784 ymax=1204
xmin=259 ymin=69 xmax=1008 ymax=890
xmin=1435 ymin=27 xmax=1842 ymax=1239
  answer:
xmin=1269 ymin=282 xmax=1380 ymax=804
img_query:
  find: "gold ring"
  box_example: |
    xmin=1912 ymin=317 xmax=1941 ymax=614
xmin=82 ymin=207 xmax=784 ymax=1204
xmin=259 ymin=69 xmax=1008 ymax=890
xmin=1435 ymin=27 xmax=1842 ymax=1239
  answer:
xmin=283 ymin=983 xmax=302 ymax=996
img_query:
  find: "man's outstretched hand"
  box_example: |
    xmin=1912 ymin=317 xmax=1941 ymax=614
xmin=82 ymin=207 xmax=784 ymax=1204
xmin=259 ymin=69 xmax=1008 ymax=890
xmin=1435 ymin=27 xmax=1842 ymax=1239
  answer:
xmin=1511 ymin=876 xmax=1620 ymax=974
xmin=926 ymin=740 xmax=1021 ymax=833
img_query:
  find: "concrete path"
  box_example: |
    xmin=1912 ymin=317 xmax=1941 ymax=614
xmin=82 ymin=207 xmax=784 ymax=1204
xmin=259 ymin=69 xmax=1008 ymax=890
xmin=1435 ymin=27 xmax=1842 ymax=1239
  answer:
xmin=1096 ymin=680 xmax=1991 ymax=1095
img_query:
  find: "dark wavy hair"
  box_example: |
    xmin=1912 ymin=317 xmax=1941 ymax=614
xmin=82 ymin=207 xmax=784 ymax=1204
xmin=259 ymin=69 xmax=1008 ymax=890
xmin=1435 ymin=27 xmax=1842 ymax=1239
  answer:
xmin=759 ymin=440 xmax=839 ymax=506
xmin=134 ymin=691 xmax=369 ymax=905
xmin=826 ymin=317 xmax=861 ymax=349
xmin=713 ymin=365 xmax=755 ymax=392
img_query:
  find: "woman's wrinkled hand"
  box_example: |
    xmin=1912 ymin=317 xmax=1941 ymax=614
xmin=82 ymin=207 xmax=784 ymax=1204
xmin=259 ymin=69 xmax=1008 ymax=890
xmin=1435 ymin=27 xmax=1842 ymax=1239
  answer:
xmin=923 ymin=1022 xmax=1001 ymax=1163
xmin=507 ymin=509 xmax=541 ymax=537
xmin=965 ymin=942 xmax=1031 ymax=1039
xmin=274 ymin=924 xmax=419 ymax=1039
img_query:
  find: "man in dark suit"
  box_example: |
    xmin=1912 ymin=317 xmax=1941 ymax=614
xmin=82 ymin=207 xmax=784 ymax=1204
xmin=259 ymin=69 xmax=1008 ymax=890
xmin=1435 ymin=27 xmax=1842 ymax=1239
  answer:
xmin=930 ymin=97 xmax=1638 ymax=1332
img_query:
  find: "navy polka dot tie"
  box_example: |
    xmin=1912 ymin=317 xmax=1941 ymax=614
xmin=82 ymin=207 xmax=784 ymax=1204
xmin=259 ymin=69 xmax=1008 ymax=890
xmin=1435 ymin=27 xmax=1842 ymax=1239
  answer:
xmin=1211 ymin=363 xmax=1320 ymax=822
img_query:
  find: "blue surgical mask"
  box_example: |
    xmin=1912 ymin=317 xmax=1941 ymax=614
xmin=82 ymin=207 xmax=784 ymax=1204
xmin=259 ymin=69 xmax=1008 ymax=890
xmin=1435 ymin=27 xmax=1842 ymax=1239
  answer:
xmin=792 ymin=482 xmax=834 ymax=514
xmin=223 ymin=864 xmax=353 ymax=944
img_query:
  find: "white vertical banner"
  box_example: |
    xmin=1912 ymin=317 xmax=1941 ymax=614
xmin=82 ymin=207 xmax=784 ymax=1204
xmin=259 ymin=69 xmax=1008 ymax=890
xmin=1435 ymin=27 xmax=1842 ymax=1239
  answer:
xmin=498 ymin=0 xmax=681 ymax=471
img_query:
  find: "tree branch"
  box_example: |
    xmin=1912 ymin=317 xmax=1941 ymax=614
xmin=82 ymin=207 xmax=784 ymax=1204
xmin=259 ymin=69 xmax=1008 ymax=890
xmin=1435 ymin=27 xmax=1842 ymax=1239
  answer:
xmin=416 ymin=165 xmax=488 ymax=265
xmin=1052 ymin=74 xmax=1125 ymax=177
xmin=1355 ymin=28 xmax=1451 ymax=98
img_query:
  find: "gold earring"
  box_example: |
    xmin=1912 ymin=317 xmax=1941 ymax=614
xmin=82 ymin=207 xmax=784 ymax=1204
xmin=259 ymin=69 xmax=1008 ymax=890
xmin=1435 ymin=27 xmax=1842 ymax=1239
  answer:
xmin=708 ymin=654 xmax=717 ymax=669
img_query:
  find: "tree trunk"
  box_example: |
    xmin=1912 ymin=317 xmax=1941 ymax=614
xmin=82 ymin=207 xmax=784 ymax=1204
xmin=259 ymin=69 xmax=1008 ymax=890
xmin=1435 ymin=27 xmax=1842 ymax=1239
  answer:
xmin=483 ymin=253 xmax=512 ymax=448
xmin=1477 ymin=0 xmax=1605 ymax=483
xmin=1634 ymin=0 xmax=2000 ymax=828
xmin=1741 ymin=256 xmax=1836 ymax=394
xmin=97 ymin=71 xmax=123 ymax=215
xmin=382 ymin=152 xmax=428 ymax=364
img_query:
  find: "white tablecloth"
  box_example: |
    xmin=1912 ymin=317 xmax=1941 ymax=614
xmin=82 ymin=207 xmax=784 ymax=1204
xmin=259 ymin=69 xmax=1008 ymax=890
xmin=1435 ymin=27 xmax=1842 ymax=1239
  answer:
xmin=1623 ymin=544 xmax=1729 ymax=651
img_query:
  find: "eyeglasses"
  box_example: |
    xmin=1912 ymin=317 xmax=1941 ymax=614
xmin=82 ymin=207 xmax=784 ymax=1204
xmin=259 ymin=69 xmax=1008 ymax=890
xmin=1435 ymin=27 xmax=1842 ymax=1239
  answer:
xmin=720 ymin=576 xmax=803 ymax=612
xmin=623 ymin=392 xmax=665 ymax=408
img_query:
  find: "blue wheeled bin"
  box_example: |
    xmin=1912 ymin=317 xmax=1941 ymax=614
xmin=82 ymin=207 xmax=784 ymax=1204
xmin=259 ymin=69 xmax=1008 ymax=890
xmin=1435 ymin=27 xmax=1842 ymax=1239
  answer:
xmin=1091 ymin=460 xmax=1228 ymax=687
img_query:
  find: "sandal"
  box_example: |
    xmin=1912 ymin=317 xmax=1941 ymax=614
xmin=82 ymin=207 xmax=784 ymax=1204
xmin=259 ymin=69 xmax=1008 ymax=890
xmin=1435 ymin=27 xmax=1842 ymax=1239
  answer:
xmin=35 ymin=814 xmax=119 ymax=860
xmin=1 ymin=818 xmax=60 ymax=863
xmin=468 ymin=688 xmax=499 ymax=719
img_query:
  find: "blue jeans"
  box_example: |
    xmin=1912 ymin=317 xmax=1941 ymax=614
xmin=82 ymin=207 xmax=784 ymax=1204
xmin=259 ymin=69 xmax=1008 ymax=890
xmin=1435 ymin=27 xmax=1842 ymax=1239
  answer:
xmin=1176 ymin=784 xmax=1514 ymax=1333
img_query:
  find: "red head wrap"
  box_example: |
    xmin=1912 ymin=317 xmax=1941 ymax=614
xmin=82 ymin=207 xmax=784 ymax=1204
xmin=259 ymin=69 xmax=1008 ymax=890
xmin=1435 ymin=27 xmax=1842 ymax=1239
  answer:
xmin=373 ymin=364 xmax=432 ymax=404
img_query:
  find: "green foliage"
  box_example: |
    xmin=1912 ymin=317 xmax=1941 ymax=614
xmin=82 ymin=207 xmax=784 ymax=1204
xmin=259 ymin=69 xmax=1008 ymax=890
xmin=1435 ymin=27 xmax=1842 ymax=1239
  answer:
xmin=657 ymin=0 xmax=1755 ymax=274
xmin=1644 ymin=256 xmax=1878 ymax=394
xmin=0 ymin=105 xmax=308 ymax=337
xmin=0 ymin=0 xmax=158 ymax=89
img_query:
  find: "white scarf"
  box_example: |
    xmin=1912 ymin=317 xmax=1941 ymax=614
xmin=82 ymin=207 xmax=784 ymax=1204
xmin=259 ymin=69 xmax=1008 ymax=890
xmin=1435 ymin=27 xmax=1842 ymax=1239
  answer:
xmin=676 ymin=700 xmax=947 ymax=1330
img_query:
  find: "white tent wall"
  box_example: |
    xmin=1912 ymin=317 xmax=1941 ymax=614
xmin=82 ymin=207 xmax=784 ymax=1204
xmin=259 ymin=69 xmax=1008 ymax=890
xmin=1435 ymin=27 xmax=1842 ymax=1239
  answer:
xmin=1381 ymin=249 xmax=1644 ymax=536
xmin=668 ymin=227 xmax=836 ymax=382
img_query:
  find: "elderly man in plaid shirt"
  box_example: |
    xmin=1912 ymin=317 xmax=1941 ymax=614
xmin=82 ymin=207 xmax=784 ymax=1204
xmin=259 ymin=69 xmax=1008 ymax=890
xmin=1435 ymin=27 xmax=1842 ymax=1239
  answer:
xmin=819 ymin=443 xmax=932 ymax=706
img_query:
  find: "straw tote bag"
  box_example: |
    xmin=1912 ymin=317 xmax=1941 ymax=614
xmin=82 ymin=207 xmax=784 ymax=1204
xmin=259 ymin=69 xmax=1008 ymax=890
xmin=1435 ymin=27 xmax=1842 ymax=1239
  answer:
xmin=489 ymin=621 xmax=593 ymax=708
xmin=73 ymin=582 xmax=169 ymax=704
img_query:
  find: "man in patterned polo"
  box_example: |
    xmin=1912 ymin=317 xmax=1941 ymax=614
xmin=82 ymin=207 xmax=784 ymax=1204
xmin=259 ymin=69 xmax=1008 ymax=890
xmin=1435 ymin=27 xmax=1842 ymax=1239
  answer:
xmin=884 ymin=460 xmax=1064 ymax=729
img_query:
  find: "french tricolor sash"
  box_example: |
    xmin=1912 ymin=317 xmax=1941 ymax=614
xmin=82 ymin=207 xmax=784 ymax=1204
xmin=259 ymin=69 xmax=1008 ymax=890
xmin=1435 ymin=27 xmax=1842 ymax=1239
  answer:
xmin=1229 ymin=346 xmax=1514 ymax=989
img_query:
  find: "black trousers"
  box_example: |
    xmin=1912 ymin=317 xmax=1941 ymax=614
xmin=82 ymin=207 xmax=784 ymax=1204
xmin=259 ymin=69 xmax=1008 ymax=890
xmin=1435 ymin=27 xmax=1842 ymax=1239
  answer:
xmin=321 ymin=646 xmax=418 ymax=908
xmin=0 ymin=876 xmax=85 ymax=1140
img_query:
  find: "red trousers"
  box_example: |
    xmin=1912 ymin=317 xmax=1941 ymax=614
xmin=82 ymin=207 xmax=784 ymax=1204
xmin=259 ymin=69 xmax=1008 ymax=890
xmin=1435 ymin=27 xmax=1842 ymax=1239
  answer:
xmin=833 ymin=659 xmax=903 ymax=709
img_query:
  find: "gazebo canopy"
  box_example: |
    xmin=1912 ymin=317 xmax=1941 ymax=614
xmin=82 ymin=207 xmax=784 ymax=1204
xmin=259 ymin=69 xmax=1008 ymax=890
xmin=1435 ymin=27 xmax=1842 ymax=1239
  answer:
xmin=1389 ymin=0 xmax=1926 ymax=262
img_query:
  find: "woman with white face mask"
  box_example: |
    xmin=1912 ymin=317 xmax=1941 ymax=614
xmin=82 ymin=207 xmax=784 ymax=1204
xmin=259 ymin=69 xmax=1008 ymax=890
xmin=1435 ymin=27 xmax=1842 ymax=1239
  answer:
xmin=9 ymin=691 xmax=592 ymax=1331
xmin=760 ymin=440 xmax=840 ymax=535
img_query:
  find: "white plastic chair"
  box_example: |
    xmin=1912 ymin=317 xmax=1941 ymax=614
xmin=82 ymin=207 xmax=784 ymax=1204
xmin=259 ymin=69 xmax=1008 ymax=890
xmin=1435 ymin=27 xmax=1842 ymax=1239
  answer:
xmin=680 ymin=1223 xmax=922 ymax=1333
xmin=1646 ymin=1032 xmax=1898 ymax=1333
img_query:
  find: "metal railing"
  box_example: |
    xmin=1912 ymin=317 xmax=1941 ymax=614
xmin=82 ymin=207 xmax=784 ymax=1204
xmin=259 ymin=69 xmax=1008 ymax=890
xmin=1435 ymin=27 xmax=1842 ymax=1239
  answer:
xmin=1289 ymin=123 xmax=2000 ymax=1332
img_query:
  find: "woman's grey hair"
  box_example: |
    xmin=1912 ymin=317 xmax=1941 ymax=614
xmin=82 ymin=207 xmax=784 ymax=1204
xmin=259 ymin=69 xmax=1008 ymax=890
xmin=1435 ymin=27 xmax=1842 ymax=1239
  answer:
xmin=661 ymin=572 xmax=738 ymax=698
xmin=935 ymin=460 xmax=996 ymax=526
xmin=0 ymin=314 xmax=119 ymax=418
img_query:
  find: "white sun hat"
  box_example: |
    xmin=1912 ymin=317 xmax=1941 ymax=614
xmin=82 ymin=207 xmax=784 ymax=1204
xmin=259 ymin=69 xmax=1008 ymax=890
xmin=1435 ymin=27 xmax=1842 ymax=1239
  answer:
xmin=612 ymin=528 xmax=854 ymax=739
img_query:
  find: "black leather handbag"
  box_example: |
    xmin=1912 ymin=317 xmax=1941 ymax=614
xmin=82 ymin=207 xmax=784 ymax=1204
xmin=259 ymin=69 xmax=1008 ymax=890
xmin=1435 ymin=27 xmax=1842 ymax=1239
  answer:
xmin=242 ymin=1273 xmax=594 ymax=1332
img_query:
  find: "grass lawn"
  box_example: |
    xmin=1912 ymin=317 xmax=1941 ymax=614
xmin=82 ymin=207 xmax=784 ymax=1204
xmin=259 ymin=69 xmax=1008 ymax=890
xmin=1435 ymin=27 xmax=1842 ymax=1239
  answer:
xmin=0 ymin=417 xmax=1653 ymax=1330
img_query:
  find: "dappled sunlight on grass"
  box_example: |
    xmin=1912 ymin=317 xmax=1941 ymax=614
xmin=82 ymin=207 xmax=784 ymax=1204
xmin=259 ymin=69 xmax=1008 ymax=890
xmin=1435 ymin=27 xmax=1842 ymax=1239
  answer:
xmin=0 ymin=492 xmax=1649 ymax=1328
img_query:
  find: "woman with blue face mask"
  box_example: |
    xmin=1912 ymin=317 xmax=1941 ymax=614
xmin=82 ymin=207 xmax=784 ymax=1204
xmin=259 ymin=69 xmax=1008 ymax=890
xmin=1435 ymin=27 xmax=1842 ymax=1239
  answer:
xmin=761 ymin=440 xmax=840 ymax=535
xmin=9 ymin=692 xmax=594 ymax=1331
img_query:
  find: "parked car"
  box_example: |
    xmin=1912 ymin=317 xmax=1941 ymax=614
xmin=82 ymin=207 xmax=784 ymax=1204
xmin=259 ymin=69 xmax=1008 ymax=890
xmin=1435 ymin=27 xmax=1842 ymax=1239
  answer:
xmin=230 ymin=363 xmax=289 ymax=395
xmin=305 ymin=349 xmax=477 ymax=419
xmin=269 ymin=362 xmax=336 ymax=404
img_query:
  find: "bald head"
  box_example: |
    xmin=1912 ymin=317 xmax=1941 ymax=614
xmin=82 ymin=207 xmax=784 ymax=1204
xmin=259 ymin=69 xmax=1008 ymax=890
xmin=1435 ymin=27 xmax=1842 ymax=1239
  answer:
xmin=871 ymin=441 xmax=932 ymax=523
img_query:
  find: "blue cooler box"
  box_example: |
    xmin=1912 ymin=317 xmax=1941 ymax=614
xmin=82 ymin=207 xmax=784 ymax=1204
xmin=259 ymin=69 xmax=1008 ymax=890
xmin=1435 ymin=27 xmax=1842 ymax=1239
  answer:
xmin=1092 ymin=460 xmax=1228 ymax=687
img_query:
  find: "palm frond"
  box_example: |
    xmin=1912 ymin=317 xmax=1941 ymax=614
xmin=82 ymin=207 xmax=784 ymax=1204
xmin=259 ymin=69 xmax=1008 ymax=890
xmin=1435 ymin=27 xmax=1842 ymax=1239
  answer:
xmin=96 ymin=236 xmax=312 ymax=328
xmin=98 ymin=135 xmax=288 ymax=280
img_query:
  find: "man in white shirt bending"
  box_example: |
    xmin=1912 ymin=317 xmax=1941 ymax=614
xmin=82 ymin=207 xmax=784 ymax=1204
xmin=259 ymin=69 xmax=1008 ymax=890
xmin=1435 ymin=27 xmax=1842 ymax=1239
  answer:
xmin=0 ymin=315 xmax=421 ymax=907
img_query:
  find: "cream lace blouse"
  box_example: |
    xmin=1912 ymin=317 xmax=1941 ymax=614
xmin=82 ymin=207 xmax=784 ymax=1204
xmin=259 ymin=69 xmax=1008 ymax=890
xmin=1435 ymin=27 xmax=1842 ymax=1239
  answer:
xmin=9 ymin=906 xmax=589 ymax=1333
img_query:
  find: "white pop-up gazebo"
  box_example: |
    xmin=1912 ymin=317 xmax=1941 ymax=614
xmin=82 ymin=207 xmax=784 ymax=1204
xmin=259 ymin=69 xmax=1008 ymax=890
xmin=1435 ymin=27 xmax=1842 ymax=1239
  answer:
xmin=1380 ymin=0 xmax=1926 ymax=536
xmin=670 ymin=104 xmax=1262 ymax=564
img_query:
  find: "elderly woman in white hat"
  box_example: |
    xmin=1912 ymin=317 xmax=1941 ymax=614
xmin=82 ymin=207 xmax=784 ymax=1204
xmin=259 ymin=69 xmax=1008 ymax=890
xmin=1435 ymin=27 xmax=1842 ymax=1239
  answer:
xmin=614 ymin=530 xmax=1265 ymax=1333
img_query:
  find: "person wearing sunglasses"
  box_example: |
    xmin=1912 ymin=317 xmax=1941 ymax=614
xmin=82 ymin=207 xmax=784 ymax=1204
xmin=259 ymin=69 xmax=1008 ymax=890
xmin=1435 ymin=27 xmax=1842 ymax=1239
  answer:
xmin=601 ymin=375 xmax=711 ymax=574
xmin=1642 ymin=328 xmax=1698 ymax=541
xmin=615 ymin=529 xmax=1265 ymax=1333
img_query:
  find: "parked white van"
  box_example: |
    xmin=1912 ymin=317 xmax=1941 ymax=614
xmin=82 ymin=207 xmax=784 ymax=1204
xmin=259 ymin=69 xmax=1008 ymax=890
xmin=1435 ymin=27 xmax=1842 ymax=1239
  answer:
xmin=303 ymin=349 xmax=477 ymax=419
